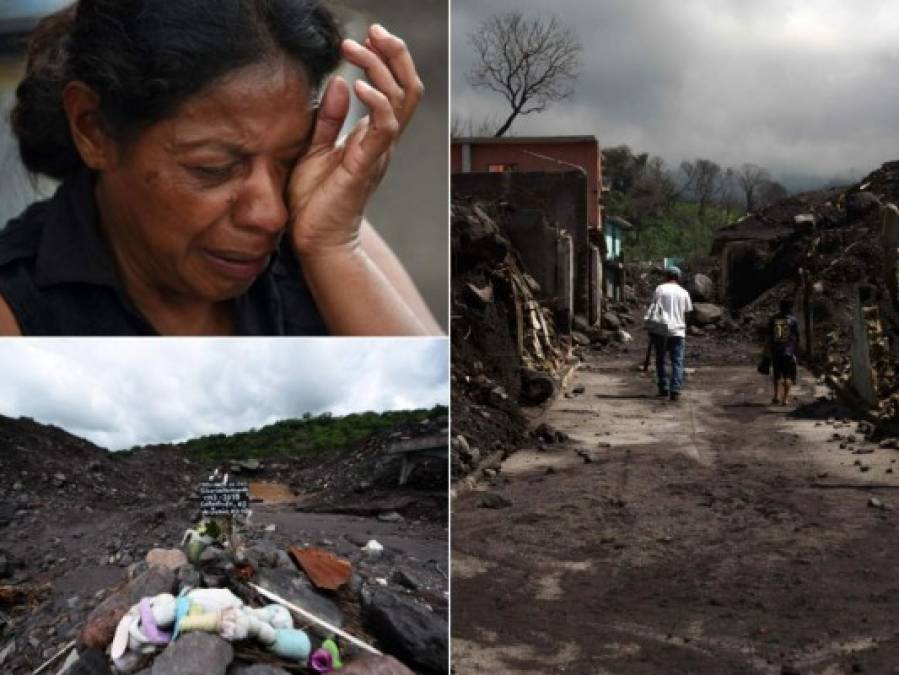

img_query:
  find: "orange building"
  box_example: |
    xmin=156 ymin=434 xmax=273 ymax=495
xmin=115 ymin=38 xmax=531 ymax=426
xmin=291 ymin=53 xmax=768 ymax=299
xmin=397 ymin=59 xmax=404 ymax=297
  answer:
xmin=451 ymin=135 xmax=603 ymax=231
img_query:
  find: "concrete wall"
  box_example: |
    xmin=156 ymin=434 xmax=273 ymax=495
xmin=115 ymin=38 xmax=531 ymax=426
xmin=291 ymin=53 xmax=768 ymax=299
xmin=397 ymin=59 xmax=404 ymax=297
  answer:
xmin=452 ymin=171 xmax=594 ymax=321
xmin=881 ymin=204 xmax=899 ymax=309
xmin=850 ymin=287 xmax=878 ymax=407
xmin=451 ymin=138 xmax=602 ymax=230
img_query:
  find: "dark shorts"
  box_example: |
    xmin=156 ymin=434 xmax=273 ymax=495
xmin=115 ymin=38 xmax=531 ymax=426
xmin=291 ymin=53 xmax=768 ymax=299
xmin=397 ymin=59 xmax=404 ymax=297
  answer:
xmin=772 ymin=353 xmax=797 ymax=381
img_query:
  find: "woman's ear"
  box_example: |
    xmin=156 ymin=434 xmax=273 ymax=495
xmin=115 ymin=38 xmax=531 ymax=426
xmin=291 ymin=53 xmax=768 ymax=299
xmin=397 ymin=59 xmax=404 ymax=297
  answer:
xmin=62 ymin=81 xmax=118 ymax=170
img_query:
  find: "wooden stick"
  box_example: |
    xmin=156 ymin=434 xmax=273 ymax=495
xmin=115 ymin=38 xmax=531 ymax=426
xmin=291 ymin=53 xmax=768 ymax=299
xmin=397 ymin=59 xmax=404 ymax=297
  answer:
xmin=30 ymin=640 xmax=75 ymax=675
xmin=248 ymin=583 xmax=381 ymax=656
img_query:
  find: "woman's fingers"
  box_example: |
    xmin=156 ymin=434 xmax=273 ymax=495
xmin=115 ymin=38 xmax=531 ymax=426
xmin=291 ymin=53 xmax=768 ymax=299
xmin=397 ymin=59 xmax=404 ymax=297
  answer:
xmin=341 ymin=39 xmax=405 ymax=118
xmin=307 ymin=75 xmax=350 ymax=154
xmin=367 ymin=25 xmax=424 ymax=127
xmin=351 ymin=79 xmax=399 ymax=165
xmin=341 ymin=25 xmax=424 ymax=132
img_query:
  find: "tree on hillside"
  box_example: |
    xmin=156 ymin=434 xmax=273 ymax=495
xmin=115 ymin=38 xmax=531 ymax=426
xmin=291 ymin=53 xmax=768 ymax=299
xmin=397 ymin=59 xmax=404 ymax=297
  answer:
xmin=466 ymin=12 xmax=581 ymax=137
xmin=757 ymin=179 xmax=788 ymax=208
xmin=734 ymin=163 xmax=771 ymax=212
xmin=602 ymin=145 xmax=649 ymax=193
xmin=680 ymin=158 xmax=724 ymax=216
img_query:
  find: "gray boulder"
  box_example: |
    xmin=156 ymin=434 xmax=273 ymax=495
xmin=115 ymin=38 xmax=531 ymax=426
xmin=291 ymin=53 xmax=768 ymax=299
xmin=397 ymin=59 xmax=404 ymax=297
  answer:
xmin=364 ymin=588 xmax=448 ymax=673
xmin=227 ymin=665 xmax=291 ymax=675
xmin=846 ymin=191 xmax=881 ymax=217
xmin=152 ymin=633 xmax=233 ymax=675
xmin=692 ymin=303 xmax=724 ymax=326
xmin=688 ymin=274 xmax=714 ymax=302
xmin=601 ymin=312 xmax=621 ymax=330
xmin=520 ymin=370 xmax=555 ymax=405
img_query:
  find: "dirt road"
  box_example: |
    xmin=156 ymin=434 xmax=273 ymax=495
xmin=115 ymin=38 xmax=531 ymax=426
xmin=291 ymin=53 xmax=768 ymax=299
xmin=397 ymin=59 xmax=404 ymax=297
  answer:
xmin=452 ymin=339 xmax=899 ymax=674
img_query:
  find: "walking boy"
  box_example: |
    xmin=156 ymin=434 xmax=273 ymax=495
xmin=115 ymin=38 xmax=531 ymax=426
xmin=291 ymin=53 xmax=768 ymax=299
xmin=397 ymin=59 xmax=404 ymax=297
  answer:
xmin=768 ymin=299 xmax=800 ymax=405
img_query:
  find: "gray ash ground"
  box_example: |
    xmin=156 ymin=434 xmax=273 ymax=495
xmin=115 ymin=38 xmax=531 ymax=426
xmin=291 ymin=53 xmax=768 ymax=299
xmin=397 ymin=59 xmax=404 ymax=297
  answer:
xmin=452 ymin=330 xmax=899 ymax=674
xmin=0 ymin=416 xmax=448 ymax=674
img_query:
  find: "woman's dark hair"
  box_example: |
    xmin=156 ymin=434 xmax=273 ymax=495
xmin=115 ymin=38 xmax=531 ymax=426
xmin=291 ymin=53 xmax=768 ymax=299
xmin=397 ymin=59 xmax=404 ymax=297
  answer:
xmin=11 ymin=0 xmax=342 ymax=180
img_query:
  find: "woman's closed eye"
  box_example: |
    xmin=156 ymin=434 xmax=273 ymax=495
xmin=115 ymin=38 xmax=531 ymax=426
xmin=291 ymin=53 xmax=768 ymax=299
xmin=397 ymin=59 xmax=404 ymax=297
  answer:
xmin=186 ymin=163 xmax=239 ymax=181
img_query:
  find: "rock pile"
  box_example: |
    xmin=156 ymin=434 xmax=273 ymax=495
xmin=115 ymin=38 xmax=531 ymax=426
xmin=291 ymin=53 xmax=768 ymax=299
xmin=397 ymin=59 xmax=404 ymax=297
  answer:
xmin=451 ymin=200 xmax=574 ymax=481
xmin=711 ymin=160 xmax=899 ymax=424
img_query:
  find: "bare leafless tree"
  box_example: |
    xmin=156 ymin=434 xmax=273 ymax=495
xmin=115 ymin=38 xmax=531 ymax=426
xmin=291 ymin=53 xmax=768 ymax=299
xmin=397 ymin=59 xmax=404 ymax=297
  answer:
xmin=466 ymin=12 xmax=581 ymax=137
xmin=734 ymin=163 xmax=771 ymax=212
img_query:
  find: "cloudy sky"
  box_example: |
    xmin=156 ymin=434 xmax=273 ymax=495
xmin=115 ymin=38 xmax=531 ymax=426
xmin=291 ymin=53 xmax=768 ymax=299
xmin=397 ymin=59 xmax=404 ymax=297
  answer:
xmin=0 ymin=339 xmax=448 ymax=451
xmin=452 ymin=0 xmax=899 ymax=187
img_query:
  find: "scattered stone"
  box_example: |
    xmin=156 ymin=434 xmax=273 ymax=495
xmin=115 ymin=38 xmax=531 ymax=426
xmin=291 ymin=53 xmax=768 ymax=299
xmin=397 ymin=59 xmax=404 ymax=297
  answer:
xmin=692 ymin=303 xmax=724 ymax=326
xmin=390 ymin=567 xmax=425 ymax=592
xmin=378 ymin=511 xmax=405 ymax=523
xmin=145 ymin=548 xmax=188 ymax=571
xmin=364 ymin=587 xmax=448 ymax=673
xmin=520 ymin=370 xmax=555 ymax=405
xmin=477 ymin=493 xmax=511 ymax=509
xmin=601 ymin=312 xmax=621 ymax=330
xmin=571 ymin=331 xmax=591 ymax=346
xmin=868 ymin=497 xmax=885 ymax=510
xmin=226 ymin=665 xmax=291 ymax=675
xmin=151 ymin=632 xmax=233 ymax=675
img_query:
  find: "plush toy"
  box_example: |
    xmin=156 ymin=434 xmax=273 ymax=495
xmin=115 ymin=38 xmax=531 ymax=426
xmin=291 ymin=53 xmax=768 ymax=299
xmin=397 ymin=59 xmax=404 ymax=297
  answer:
xmin=110 ymin=593 xmax=177 ymax=671
xmin=111 ymin=587 xmax=313 ymax=669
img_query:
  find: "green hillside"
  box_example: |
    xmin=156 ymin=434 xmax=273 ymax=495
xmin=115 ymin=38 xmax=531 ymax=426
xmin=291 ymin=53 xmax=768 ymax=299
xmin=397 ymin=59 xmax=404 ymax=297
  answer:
xmin=131 ymin=405 xmax=447 ymax=460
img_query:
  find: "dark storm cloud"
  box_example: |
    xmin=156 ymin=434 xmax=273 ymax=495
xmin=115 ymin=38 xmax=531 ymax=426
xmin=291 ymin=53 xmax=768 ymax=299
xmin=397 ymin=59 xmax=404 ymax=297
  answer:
xmin=453 ymin=0 xmax=899 ymax=182
xmin=0 ymin=339 xmax=448 ymax=450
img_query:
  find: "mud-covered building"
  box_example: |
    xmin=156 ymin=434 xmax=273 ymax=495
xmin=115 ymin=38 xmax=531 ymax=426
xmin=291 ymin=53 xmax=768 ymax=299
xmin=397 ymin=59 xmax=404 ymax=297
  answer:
xmin=451 ymin=135 xmax=609 ymax=328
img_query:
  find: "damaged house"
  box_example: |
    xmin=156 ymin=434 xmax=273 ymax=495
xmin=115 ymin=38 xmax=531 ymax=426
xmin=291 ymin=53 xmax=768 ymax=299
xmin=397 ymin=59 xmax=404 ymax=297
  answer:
xmin=711 ymin=161 xmax=899 ymax=421
xmin=451 ymin=135 xmax=618 ymax=329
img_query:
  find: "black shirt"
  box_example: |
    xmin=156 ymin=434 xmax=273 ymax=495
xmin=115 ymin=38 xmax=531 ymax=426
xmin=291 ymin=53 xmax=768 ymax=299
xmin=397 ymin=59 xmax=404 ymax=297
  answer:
xmin=0 ymin=170 xmax=329 ymax=335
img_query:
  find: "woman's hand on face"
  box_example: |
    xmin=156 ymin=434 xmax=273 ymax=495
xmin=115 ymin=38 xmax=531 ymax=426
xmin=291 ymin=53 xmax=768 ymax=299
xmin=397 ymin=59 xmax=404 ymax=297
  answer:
xmin=287 ymin=24 xmax=424 ymax=260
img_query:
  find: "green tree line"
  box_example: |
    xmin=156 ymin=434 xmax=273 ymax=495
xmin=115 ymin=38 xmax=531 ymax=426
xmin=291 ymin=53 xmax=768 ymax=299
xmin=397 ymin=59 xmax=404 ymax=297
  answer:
xmin=130 ymin=405 xmax=447 ymax=460
xmin=603 ymin=146 xmax=787 ymax=262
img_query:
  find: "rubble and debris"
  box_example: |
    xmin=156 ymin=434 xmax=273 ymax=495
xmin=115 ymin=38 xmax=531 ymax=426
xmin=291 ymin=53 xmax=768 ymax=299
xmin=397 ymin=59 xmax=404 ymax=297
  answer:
xmin=451 ymin=200 xmax=573 ymax=482
xmin=0 ymin=415 xmax=448 ymax=675
xmin=711 ymin=160 xmax=899 ymax=428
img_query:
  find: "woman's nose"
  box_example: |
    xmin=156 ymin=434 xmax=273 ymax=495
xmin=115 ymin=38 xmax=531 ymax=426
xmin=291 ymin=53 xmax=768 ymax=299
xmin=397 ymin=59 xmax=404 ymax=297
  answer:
xmin=233 ymin=162 xmax=288 ymax=234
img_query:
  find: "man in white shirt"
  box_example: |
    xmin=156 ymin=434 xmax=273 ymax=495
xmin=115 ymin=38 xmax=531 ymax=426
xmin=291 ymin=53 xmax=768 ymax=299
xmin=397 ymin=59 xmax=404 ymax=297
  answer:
xmin=648 ymin=267 xmax=693 ymax=401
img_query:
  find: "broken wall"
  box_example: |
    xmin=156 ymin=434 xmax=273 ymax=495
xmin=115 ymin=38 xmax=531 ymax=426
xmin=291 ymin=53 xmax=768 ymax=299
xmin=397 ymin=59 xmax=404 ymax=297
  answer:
xmin=452 ymin=171 xmax=593 ymax=323
xmin=506 ymin=209 xmax=574 ymax=327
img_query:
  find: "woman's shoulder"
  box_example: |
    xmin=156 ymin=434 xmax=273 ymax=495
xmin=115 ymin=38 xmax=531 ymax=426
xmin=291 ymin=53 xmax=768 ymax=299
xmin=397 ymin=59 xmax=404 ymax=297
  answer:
xmin=0 ymin=198 xmax=53 ymax=268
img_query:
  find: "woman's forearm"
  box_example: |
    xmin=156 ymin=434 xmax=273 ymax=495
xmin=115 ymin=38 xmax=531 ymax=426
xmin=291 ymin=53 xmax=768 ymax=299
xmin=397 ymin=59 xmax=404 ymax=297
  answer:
xmin=358 ymin=221 xmax=442 ymax=334
xmin=301 ymin=245 xmax=431 ymax=336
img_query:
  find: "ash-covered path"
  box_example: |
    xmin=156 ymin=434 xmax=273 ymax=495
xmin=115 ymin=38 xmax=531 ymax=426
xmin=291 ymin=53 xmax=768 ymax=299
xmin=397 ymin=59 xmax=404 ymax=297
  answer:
xmin=452 ymin=344 xmax=899 ymax=674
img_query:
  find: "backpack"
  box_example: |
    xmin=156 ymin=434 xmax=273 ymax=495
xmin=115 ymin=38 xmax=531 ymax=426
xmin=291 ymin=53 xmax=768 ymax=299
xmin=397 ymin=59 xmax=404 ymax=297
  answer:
xmin=643 ymin=299 xmax=673 ymax=336
xmin=772 ymin=317 xmax=792 ymax=344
